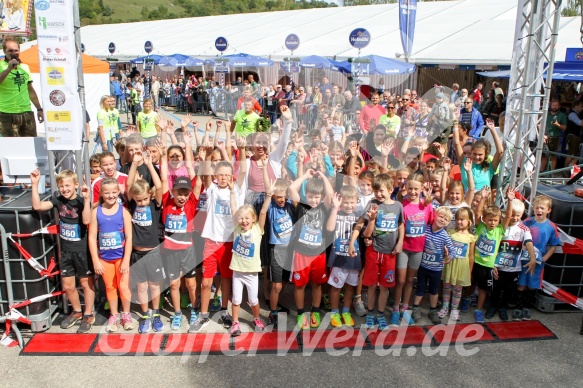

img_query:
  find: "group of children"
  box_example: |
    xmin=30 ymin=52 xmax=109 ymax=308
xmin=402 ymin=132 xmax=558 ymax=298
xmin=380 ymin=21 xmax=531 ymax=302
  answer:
xmin=30 ymin=102 xmax=562 ymax=336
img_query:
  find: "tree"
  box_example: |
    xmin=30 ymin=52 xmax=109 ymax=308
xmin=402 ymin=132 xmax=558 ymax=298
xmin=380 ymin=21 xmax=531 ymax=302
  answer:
xmin=562 ymin=0 xmax=582 ymax=16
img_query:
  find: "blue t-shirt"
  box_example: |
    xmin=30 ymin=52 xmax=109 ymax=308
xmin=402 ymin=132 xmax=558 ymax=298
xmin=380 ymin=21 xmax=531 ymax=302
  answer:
xmin=421 ymin=225 xmax=456 ymax=271
xmin=460 ymin=156 xmax=495 ymax=191
xmin=267 ymin=198 xmax=296 ymax=245
xmin=522 ymin=218 xmax=561 ymax=259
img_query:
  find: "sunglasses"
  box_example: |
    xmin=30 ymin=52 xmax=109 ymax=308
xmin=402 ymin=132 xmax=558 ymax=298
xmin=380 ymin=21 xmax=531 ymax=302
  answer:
xmin=464 ymin=102 xmax=472 ymax=104
xmin=402 ymin=98 xmax=409 ymax=101
xmin=387 ymin=106 xmax=395 ymax=109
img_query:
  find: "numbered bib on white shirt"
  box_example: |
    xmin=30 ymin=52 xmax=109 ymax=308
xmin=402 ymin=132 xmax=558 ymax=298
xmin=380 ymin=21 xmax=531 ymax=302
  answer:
xmin=196 ymin=192 xmax=208 ymax=212
xmin=299 ymin=225 xmax=322 ymax=247
xmin=233 ymin=235 xmax=255 ymax=259
xmin=60 ymin=221 xmax=81 ymax=242
xmin=214 ymin=199 xmax=231 ymax=215
xmin=99 ymin=231 xmax=123 ymax=250
xmin=165 ymin=214 xmax=187 ymax=233
xmin=495 ymin=252 xmax=519 ymax=268
xmin=132 ymin=206 xmax=153 ymax=226
xmin=405 ymin=220 xmax=425 ymax=237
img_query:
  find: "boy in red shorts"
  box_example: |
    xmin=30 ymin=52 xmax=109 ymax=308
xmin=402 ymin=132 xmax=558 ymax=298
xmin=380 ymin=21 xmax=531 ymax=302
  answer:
xmin=288 ymin=169 xmax=334 ymax=330
xmin=349 ymin=174 xmax=404 ymax=330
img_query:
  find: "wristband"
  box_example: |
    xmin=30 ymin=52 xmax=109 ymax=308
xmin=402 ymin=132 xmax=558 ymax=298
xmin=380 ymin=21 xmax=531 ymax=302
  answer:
xmin=404 ymin=136 xmax=411 ymax=141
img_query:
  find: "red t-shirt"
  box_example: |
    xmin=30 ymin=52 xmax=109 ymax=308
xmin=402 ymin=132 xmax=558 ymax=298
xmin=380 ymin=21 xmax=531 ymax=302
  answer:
xmin=162 ymin=177 xmax=198 ymax=250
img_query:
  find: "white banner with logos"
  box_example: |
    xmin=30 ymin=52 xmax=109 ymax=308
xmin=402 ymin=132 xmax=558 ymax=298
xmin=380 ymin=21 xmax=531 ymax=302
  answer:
xmin=35 ymin=0 xmax=82 ymax=151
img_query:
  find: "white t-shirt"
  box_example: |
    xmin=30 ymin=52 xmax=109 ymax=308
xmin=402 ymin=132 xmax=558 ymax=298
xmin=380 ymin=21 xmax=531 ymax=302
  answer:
xmin=495 ymin=222 xmax=533 ymax=272
xmin=201 ymin=183 xmax=243 ymax=242
xmin=331 ymin=125 xmax=345 ymax=142
xmin=355 ymin=188 xmax=374 ymax=218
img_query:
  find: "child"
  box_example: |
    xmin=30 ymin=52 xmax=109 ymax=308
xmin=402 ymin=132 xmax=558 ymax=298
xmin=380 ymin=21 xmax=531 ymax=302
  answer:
xmin=326 ymin=186 xmax=361 ymax=327
xmin=393 ymin=173 xmax=434 ymax=325
xmin=126 ymin=149 xmax=165 ymax=333
xmin=349 ymin=174 xmax=404 ymax=330
xmin=516 ymin=194 xmax=562 ymax=320
xmin=91 ymin=151 xmax=128 ymax=207
xmin=160 ymin=131 xmax=202 ymax=331
xmin=121 ymin=133 xmax=159 ymax=188
xmin=228 ymin=196 xmax=268 ymax=336
xmin=440 ymin=208 xmax=477 ymax=321
xmin=491 ymin=191 xmax=537 ymax=321
xmin=441 ymin=158 xmax=475 ymax=230
xmin=330 ymin=112 xmax=346 ymax=143
xmin=392 ymin=165 xmax=411 ymax=201
xmin=264 ymin=178 xmax=296 ymax=328
xmin=190 ymin=145 xmax=247 ymax=333
xmin=90 ymin=154 xmax=102 ymax=183
xmin=288 ymin=169 xmax=334 ymax=330
xmin=88 ymin=178 xmax=134 ymax=332
xmin=472 ymin=186 xmax=510 ymax=323
xmin=30 ymin=169 xmax=95 ymax=334
xmin=412 ymin=206 xmax=456 ymax=325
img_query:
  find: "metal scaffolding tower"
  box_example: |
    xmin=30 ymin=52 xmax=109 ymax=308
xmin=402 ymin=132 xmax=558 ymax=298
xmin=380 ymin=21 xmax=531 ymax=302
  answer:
xmin=498 ymin=0 xmax=563 ymax=211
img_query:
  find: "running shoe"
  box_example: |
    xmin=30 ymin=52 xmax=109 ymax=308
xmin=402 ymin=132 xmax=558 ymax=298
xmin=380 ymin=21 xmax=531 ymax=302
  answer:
xmin=377 ymin=314 xmax=388 ymax=330
xmin=389 ymin=311 xmax=400 ymax=326
xmin=310 ymin=312 xmax=321 ymax=329
xmin=512 ymin=309 xmax=523 ymax=321
xmin=352 ymin=298 xmax=366 ymax=317
xmin=499 ymin=308 xmax=509 ymax=321
xmin=254 ymin=318 xmax=265 ymax=332
xmin=450 ymin=309 xmax=460 ymax=321
xmin=401 ymin=310 xmax=414 ymax=325
xmin=152 ymin=313 xmax=164 ymax=332
xmin=229 ymin=321 xmax=241 ymax=337
xmin=138 ymin=312 xmax=152 ymax=334
xmin=189 ymin=316 xmax=210 ymax=333
xmin=428 ymin=310 xmax=441 ymax=325
xmin=365 ymin=313 xmax=376 ymax=329
xmin=122 ymin=313 xmax=135 ymax=330
xmin=330 ymin=313 xmax=343 ymax=328
xmin=190 ymin=308 xmax=199 ymax=326
xmin=220 ymin=312 xmax=233 ymax=328
xmin=459 ymin=298 xmax=471 ymax=313
xmin=60 ymin=311 xmax=82 ymax=329
xmin=342 ymin=312 xmax=354 ymax=327
xmin=77 ymin=315 xmax=95 ymax=334
xmin=485 ymin=307 xmax=497 ymax=319
xmin=522 ymin=308 xmax=532 ymax=320
xmin=106 ymin=314 xmax=120 ymax=333
xmin=438 ymin=306 xmax=449 ymax=319
xmin=411 ymin=308 xmax=422 ymax=323
xmin=474 ymin=310 xmax=485 ymax=324
xmin=297 ymin=312 xmax=310 ymax=330
xmin=210 ymin=295 xmax=222 ymax=312
xmin=171 ymin=314 xmax=183 ymax=331
xmin=268 ymin=313 xmax=278 ymax=329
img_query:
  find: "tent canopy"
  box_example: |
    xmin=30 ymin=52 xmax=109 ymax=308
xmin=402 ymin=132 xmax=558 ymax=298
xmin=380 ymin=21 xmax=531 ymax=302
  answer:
xmin=300 ymin=55 xmax=335 ymax=69
xmin=477 ymin=62 xmax=583 ymax=82
xmin=19 ymin=45 xmax=109 ymax=73
xmin=205 ymin=53 xmax=273 ymax=67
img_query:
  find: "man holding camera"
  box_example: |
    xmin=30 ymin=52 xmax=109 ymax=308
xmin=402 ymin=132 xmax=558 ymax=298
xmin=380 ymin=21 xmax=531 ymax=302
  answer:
xmin=0 ymin=36 xmax=44 ymax=137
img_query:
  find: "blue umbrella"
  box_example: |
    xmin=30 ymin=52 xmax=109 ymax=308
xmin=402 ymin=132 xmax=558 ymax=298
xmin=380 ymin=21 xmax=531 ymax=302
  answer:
xmin=205 ymin=53 xmax=273 ymax=67
xmin=131 ymin=54 xmax=163 ymax=64
xmin=299 ymin=55 xmax=335 ymax=69
xmin=363 ymin=55 xmax=416 ymax=75
xmin=330 ymin=59 xmax=350 ymax=73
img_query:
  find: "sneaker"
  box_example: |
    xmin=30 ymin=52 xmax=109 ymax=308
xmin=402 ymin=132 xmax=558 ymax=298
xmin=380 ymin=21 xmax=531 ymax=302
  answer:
xmin=522 ymin=308 xmax=532 ymax=320
xmin=485 ymin=307 xmax=497 ymax=319
xmin=229 ymin=321 xmax=241 ymax=337
xmin=220 ymin=312 xmax=233 ymax=329
xmin=460 ymin=298 xmax=471 ymax=313
xmin=253 ymin=318 xmax=265 ymax=332
xmin=60 ymin=311 xmax=82 ymax=329
xmin=499 ymin=308 xmax=509 ymax=321
xmin=77 ymin=315 xmax=95 ymax=334
xmin=322 ymin=295 xmax=331 ymax=310
xmin=438 ymin=306 xmax=449 ymax=319
xmin=152 ymin=313 xmax=164 ymax=332
xmin=401 ymin=310 xmax=414 ymax=325
xmin=310 ymin=312 xmax=321 ymax=328
xmin=190 ymin=309 xmax=199 ymax=326
xmin=189 ymin=316 xmax=210 ymax=333
xmin=122 ymin=313 xmax=135 ymax=330
xmin=353 ymin=299 xmax=366 ymax=317
xmin=330 ymin=312 xmax=343 ymax=328
xmin=428 ymin=310 xmax=441 ymax=325
xmin=171 ymin=314 xmax=183 ymax=331
xmin=365 ymin=313 xmax=377 ymax=329
xmin=342 ymin=312 xmax=354 ymax=327
xmin=450 ymin=309 xmax=460 ymax=321
xmin=512 ymin=309 xmax=523 ymax=321
xmin=106 ymin=314 xmax=120 ymax=333
xmin=138 ymin=312 xmax=152 ymax=334
xmin=474 ymin=310 xmax=485 ymax=324
xmin=377 ymin=314 xmax=388 ymax=330
xmin=411 ymin=308 xmax=422 ymax=323
xmin=389 ymin=311 xmax=400 ymax=326
xmin=268 ymin=313 xmax=278 ymax=329
xmin=210 ymin=295 xmax=222 ymax=312
xmin=297 ymin=312 xmax=310 ymax=330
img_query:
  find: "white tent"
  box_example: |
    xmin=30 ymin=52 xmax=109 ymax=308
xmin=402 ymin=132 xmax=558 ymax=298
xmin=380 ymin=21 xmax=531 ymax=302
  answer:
xmin=15 ymin=0 xmax=578 ymax=66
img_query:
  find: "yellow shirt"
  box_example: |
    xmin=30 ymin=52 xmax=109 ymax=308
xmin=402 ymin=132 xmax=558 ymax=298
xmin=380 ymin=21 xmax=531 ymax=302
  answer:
xmin=138 ymin=110 xmax=158 ymax=138
xmin=230 ymin=223 xmax=263 ymax=273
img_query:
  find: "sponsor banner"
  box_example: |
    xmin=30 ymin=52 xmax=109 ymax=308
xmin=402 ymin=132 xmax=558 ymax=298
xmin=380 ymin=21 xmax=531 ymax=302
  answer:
xmin=348 ymin=28 xmax=370 ymax=49
xmin=36 ymin=0 xmax=82 ymax=150
xmin=285 ymin=34 xmax=300 ymax=51
xmin=0 ymin=0 xmax=33 ymax=36
xmin=399 ymin=0 xmax=417 ymax=59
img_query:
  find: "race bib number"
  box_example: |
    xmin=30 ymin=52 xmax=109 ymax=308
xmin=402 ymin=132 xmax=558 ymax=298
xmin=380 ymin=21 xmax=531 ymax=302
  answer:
xmin=233 ymin=235 xmax=255 ymax=259
xmin=60 ymin=221 xmax=81 ymax=242
xmin=422 ymin=251 xmax=443 ymax=265
xmin=495 ymin=252 xmax=519 ymax=269
xmin=214 ymin=199 xmax=231 ymax=215
xmin=376 ymin=213 xmax=398 ymax=233
xmin=196 ymin=193 xmax=208 ymax=211
xmin=99 ymin=231 xmax=123 ymax=250
xmin=165 ymin=214 xmax=187 ymax=233
xmin=274 ymin=213 xmax=293 ymax=237
xmin=451 ymin=241 xmax=469 ymax=259
xmin=405 ymin=220 xmax=425 ymax=237
xmin=520 ymin=247 xmax=542 ymax=265
xmin=132 ymin=206 xmax=153 ymax=226
xmin=335 ymin=238 xmax=358 ymax=256
xmin=476 ymin=235 xmax=496 ymax=256
xmin=299 ymin=225 xmax=322 ymax=247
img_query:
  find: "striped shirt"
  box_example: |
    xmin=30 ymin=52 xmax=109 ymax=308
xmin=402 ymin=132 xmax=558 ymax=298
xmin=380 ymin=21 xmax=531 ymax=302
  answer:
xmin=420 ymin=224 xmax=456 ymax=271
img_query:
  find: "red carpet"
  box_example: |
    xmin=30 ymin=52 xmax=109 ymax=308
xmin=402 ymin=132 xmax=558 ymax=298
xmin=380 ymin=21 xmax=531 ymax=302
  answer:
xmin=20 ymin=320 xmax=557 ymax=356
